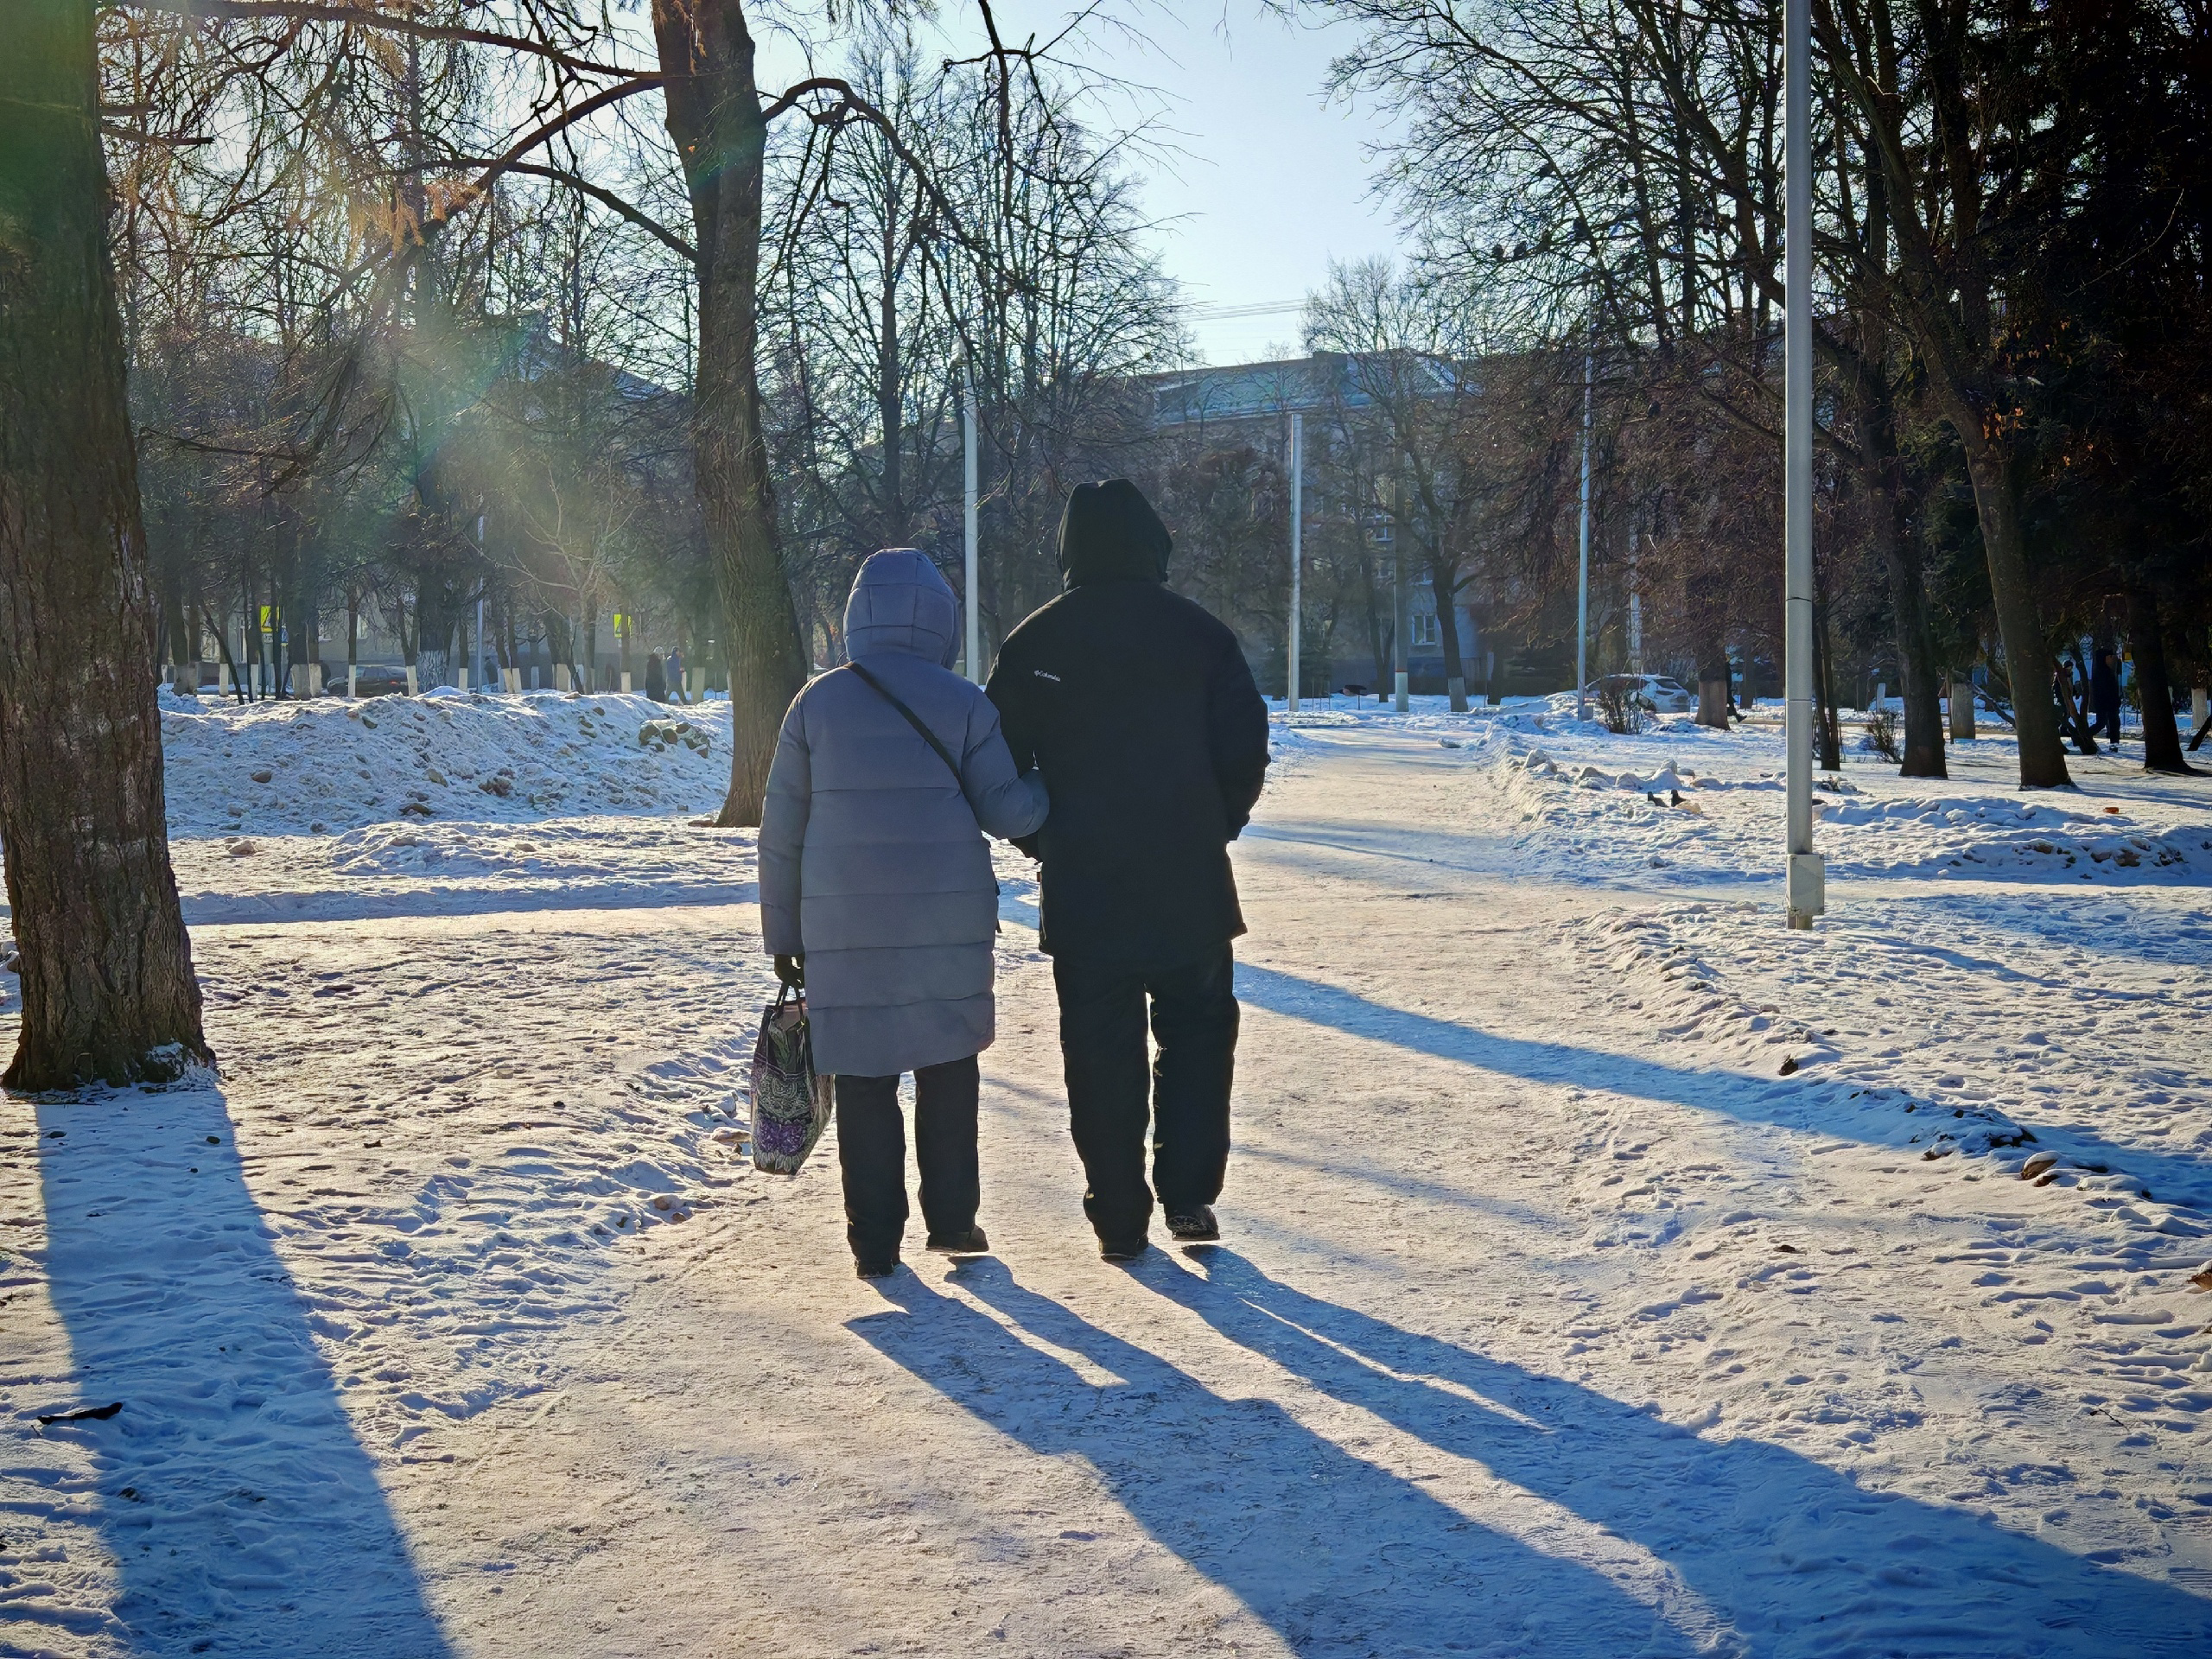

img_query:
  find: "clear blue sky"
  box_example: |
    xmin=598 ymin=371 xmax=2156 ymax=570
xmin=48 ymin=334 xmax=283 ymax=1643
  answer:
xmin=1074 ymin=3 xmax=1411 ymax=364
xmin=760 ymin=3 xmax=1410 ymax=366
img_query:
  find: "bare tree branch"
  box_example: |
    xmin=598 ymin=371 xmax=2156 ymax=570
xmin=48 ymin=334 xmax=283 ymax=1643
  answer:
xmin=443 ymin=156 xmax=696 ymax=265
xmin=115 ymin=0 xmax=653 ymax=81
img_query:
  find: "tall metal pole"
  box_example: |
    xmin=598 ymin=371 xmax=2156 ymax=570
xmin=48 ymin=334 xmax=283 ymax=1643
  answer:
xmin=963 ymin=375 xmax=981 ymax=684
xmin=1575 ymin=342 xmax=1593 ymax=721
xmin=1391 ymin=474 xmax=1409 ymax=712
xmin=1627 ymin=515 xmax=1643 ymax=676
xmin=1783 ymin=0 xmax=1823 ymax=929
xmin=474 ymin=514 xmax=487 ymax=693
xmin=1287 ymin=411 xmax=1303 ymax=713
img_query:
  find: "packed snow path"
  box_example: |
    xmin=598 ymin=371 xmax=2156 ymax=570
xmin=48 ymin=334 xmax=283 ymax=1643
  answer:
xmin=3 ymin=695 xmax=2209 ymax=1656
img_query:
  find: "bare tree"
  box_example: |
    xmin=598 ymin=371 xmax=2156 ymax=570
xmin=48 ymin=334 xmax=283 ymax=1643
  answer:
xmin=0 ymin=0 xmax=207 ymax=1088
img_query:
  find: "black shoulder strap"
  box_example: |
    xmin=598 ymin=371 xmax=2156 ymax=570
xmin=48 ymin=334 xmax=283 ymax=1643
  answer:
xmin=845 ymin=662 xmax=965 ymax=790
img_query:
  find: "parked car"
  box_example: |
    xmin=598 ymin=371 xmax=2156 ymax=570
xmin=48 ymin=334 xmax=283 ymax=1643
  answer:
xmin=345 ymin=663 xmax=410 ymax=698
xmin=1582 ymin=673 xmax=1693 ymax=713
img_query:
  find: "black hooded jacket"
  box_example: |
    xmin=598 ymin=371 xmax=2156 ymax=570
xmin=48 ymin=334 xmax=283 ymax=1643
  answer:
xmin=987 ymin=480 xmax=1269 ymax=965
xmin=2090 ymin=653 xmax=2122 ymax=720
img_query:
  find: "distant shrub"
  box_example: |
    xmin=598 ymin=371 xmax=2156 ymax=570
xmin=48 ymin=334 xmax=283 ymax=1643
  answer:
xmin=1863 ymin=705 xmax=1901 ymax=762
xmin=1596 ymin=680 xmax=1649 ymax=734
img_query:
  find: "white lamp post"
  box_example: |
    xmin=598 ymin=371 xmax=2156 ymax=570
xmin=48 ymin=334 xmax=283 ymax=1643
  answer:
xmin=963 ymin=372 xmax=981 ymax=685
xmin=1287 ymin=410 xmax=1303 ymax=713
xmin=1783 ymin=0 xmax=1825 ymax=928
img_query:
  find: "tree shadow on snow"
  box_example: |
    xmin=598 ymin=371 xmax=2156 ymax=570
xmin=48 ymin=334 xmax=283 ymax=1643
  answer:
xmin=1240 ymin=817 xmax=1525 ymax=879
xmin=1238 ymin=816 xmax=1767 ymax=893
xmin=1878 ymin=887 xmax=2212 ymax=973
xmin=852 ymin=1262 xmax=1704 ymax=1657
xmin=31 ymin=1084 xmax=453 ymax=1657
xmin=1148 ymin=1249 xmax=2212 ymax=1657
xmin=1230 ymin=960 xmax=2212 ymax=1214
xmin=176 ymin=875 xmax=756 ymax=927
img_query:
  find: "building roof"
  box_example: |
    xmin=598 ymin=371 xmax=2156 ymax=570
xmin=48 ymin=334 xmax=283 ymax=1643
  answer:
xmin=1140 ymin=350 xmax=1471 ymax=429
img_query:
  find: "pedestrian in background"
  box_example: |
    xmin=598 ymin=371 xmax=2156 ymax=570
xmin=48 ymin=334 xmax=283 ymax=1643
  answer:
xmin=645 ymin=651 xmax=669 ymax=703
xmin=988 ymin=480 xmax=1269 ymax=1262
xmin=2055 ymin=661 xmax=2083 ymax=753
xmin=668 ymin=645 xmax=690 ymax=704
xmin=2091 ymin=649 xmax=2124 ymax=745
xmin=760 ymin=550 xmax=1048 ymax=1279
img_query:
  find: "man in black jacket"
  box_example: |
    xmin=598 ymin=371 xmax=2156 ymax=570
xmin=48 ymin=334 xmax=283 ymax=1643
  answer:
xmin=988 ymin=479 xmax=1270 ymax=1260
xmin=2090 ymin=650 xmax=2124 ymax=747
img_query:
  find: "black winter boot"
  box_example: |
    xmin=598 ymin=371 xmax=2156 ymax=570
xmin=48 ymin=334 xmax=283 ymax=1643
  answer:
xmin=1166 ymin=1206 xmax=1219 ymax=1243
xmin=926 ymin=1224 xmax=989 ymax=1256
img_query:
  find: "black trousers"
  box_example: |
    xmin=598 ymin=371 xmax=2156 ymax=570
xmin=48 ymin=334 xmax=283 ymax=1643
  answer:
xmin=1052 ymin=946 xmax=1238 ymax=1244
xmin=835 ymin=1055 xmax=980 ymax=1267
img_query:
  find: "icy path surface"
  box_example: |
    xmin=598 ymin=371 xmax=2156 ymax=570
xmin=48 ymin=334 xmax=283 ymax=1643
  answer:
xmin=3 ymin=696 xmax=2209 ymax=1656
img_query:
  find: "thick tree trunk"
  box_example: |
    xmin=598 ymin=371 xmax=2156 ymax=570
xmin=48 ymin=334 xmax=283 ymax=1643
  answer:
xmin=1695 ymin=641 xmax=1731 ymax=729
xmin=1855 ymin=393 xmax=1945 ymax=775
xmin=1948 ymin=677 xmax=1977 ymax=741
xmin=160 ymin=560 xmax=189 ymax=675
xmin=1930 ymin=396 xmax=2071 ymax=786
xmin=294 ymin=594 xmax=318 ymax=693
xmin=543 ymin=611 xmax=573 ymax=686
xmin=1359 ymin=549 xmax=1388 ymax=693
xmin=653 ymin=0 xmax=808 ymax=828
xmin=1427 ymin=553 xmax=1468 ymax=711
xmin=241 ymin=579 xmax=259 ymax=698
xmin=0 ymin=0 xmax=207 ymax=1088
xmin=1848 ymin=149 xmax=1944 ymax=774
xmin=1813 ymin=600 xmax=1842 ymax=772
xmin=1839 ymin=0 xmax=2065 ymax=788
xmin=211 ymin=622 xmax=245 ymax=704
xmin=2128 ymin=583 xmax=2195 ymax=774
xmin=175 ymin=589 xmax=203 ymax=694
xmin=414 ymin=572 xmax=464 ymax=690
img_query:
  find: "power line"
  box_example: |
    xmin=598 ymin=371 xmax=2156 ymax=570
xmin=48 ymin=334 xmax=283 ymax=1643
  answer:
xmin=1184 ymin=299 xmax=1305 ymax=321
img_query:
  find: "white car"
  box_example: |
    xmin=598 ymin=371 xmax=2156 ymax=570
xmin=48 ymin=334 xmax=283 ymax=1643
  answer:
xmin=1583 ymin=674 xmax=1694 ymax=714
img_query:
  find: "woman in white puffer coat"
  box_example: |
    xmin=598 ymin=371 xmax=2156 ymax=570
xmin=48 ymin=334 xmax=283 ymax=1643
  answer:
xmin=759 ymin=550 xmax=1047 ymax=1277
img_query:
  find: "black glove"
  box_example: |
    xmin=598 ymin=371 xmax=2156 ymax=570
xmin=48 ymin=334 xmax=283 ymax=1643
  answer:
xmin=774 ymin=953 xmax=804 ymax=990
xmin=1010 ymin=832 xmax=1043 ymax=861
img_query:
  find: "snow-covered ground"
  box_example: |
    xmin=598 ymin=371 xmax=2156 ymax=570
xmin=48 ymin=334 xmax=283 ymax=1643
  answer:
xmin=3 ymin=688 xmax=2209 ymax=1656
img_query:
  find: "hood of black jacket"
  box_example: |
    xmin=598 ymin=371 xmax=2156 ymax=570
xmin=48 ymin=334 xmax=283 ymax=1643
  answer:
xmin=1058 ymin=479 xmax=1172 ymax=588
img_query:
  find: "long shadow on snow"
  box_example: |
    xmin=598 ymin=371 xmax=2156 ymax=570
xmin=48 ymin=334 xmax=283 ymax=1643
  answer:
xmin=32 ymin=1085 xmax=453 ymax=1657
xmin=1876 ymin=888 xmax=2212 ymax=973
xmin=1151 ymin=1250 xmax=2212 ymax=1657
xmin=1242 ymin=819 xmax=1515 ymax=877
xmin=979 ymin=1071 xmax=1561 ymax=1242
xmin=853 ymin=1263 xmax=1700 ymax=1657
xmin=176 ymin=876 xmax=755 ymax=926
xmin=1230 ymin=959 xmax=2212 ymax=1211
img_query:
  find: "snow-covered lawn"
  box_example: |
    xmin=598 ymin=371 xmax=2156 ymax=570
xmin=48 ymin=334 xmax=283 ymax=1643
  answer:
xmin=3 ymin=690 xmax=2208 ymax=1656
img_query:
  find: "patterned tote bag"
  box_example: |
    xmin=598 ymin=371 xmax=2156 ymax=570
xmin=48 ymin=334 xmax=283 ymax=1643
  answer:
xmin=748 ymin=982 xmax=834 ymax=1175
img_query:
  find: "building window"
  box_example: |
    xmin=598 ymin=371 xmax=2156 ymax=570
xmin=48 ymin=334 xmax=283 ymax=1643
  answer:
xmin=1408 ymin=612 xmax=1440 ymax=649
